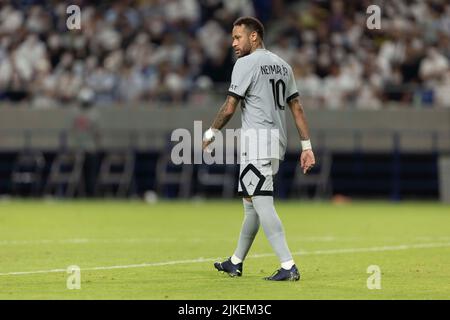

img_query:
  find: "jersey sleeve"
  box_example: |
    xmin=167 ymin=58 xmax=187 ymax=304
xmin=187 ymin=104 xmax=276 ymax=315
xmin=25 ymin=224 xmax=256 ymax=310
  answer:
xmin=228 ymin=58 xmax=254 ymax=100
xmin=286 ymin=66 xmax=299 ymax=103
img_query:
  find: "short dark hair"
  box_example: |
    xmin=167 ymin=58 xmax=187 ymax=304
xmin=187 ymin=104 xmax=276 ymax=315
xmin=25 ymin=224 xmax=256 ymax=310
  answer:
xmin=233 ymin=16 xmax=265 ymax=40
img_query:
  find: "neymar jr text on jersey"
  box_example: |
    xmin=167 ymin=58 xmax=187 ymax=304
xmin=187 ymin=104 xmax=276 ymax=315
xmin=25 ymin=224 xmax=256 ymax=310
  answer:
xmin=260 ymin=64 xmax=288 ymax=77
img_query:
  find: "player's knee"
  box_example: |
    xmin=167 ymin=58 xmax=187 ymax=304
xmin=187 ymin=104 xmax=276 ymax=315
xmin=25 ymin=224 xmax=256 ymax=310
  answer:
xmin=243 ymin=197 xmax=252 ymax=203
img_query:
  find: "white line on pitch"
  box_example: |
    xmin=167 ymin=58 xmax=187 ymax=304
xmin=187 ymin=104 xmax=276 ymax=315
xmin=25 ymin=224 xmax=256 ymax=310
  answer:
xmin=2 ymin=236 xmax=449 ymax=246
xmin=1 ymin=242 xmax=449 ymax=276
xmin=0 ymin=238 xmax=182 ymax=245
xmin=0 ymin=236 xmax=348 ymax=246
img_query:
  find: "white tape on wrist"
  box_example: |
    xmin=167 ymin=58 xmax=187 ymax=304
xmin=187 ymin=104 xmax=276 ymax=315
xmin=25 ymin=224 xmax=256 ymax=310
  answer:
xmin=203 ymin=128 xmax=215 ymax=142
xmin=301 ymin=140 xmax=312 ymax=151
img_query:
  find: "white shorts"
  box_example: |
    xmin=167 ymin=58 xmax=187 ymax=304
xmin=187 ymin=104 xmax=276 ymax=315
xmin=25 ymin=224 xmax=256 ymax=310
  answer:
xmin=238 ymin=158 xmax=279 ymax=197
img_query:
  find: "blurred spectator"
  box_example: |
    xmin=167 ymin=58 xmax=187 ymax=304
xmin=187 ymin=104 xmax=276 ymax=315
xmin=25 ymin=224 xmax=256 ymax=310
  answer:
xmin=419 ymin=47 xmax=449 ymax=85
xmin=435 ymin=70 xmax=450 ymax=108
xmin=0 ymin=0 xmax=449 ymax=109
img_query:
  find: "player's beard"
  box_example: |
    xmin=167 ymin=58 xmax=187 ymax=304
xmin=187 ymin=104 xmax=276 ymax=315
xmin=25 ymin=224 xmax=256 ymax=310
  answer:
xmin=238 ymin=41 xmax=252 ymax=58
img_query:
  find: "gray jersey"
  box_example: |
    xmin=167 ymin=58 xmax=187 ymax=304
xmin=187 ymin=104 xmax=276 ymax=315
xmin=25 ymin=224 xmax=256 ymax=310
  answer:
xmin=228 ymin=48 xmax=299 ymax=161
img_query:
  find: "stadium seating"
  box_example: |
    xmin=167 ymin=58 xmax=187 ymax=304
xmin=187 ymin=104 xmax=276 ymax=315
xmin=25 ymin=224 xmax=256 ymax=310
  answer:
xmin=95 ymin=151 xmax=135 ymax=197
xmin=11 ymin=150 xmax=45 ymax=196
xmin=44 ymin=151 xmax=85 ymax=197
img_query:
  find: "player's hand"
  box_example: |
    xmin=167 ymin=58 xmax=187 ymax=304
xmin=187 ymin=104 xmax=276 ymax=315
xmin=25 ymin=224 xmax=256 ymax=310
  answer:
xmin=202 ymin=139 xmax=212 ymax=151
xmin=202 ymin=128 xmax=217 ymax=152
xmin=300 ymin=149 xmax=315 ymax=174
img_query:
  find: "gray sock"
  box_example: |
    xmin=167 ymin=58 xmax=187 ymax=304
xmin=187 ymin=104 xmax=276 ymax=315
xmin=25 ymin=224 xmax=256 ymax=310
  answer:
xmin=233 ymin=199 xmax=260 ymax=261
xmin=252 ymin=196 xmax=293 ymax=263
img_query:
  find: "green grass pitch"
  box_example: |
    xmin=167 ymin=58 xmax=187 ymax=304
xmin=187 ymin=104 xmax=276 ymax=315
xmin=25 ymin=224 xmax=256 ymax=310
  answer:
xmin=0 ymin=199 xmax=449 ymax=300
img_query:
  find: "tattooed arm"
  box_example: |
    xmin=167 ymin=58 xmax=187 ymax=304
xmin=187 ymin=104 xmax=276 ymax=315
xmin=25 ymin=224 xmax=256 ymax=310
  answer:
xmin=211 ymin=95 xmax=240 ymax=130
xmin=202 ymin=95 xmax=240 ymax=150
xmin=288 ymin=95 xmax=316 ymax=174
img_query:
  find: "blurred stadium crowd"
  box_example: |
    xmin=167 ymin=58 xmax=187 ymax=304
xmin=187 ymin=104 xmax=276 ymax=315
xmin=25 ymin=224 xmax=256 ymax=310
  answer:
xmin=0 ymin=0 xmax=449 ymax=109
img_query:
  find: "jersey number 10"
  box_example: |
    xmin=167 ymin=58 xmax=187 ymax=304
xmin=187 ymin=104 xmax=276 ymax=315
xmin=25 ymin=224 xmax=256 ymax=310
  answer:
xmin=269 ymin=79 xmax=286 ymax=110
